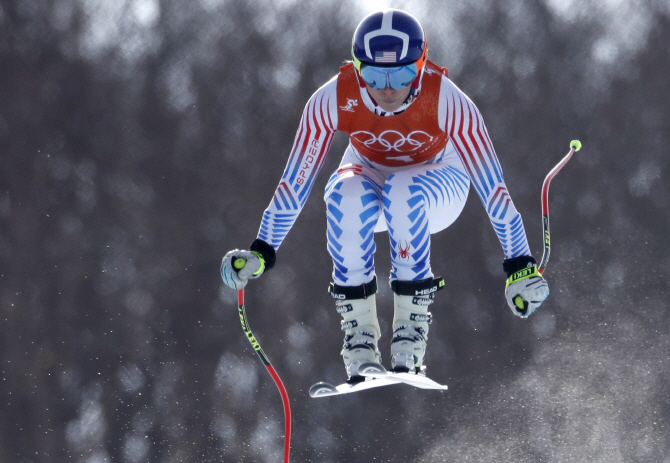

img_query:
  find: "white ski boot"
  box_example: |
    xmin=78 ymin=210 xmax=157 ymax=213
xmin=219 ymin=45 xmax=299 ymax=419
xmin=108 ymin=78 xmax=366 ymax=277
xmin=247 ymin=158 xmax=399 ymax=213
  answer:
xmin=389 ymin=277 xmax=444 ymax=374
xmin=329 ymin=278 xmax=381 ymax=381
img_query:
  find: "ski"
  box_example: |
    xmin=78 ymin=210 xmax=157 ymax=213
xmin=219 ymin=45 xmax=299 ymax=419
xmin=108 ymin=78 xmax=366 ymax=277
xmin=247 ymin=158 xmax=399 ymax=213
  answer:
xmin=309 ymin=362 xmax=448 ymax=398
xmin=357 ymin=362 xmax=448 ymax=391
xmin=309 ymin=376 xmax=399 ymax=398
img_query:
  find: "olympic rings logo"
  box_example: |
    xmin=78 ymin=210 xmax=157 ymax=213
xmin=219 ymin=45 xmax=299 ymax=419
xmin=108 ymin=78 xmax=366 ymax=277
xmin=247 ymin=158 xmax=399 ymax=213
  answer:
xmin=350 ymin=130 xmax=434 ymax=152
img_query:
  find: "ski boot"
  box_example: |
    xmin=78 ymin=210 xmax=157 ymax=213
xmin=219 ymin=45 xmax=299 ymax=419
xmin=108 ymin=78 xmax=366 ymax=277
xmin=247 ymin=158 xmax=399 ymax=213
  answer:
xmin=390 ymin=277 xmax=444 ymax=374
xmin=329 ymin=277 xmax=381 ymax=382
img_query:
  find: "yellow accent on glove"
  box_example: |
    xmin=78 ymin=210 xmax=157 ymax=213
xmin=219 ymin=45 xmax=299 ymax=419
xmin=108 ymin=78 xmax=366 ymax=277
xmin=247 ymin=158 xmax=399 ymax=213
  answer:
xmin=514 ymin=295 xmax=525 ymax=310
xmin=505 ymin=265 xmax=541 ymax=289
xmin=250 ymin=251 xmax=265 ymax=276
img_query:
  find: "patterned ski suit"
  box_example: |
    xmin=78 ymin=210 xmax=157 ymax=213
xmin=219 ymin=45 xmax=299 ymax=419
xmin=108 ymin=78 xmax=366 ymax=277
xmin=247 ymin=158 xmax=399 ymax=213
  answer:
xmin=256 ymin=60 xmax=531 ymax=287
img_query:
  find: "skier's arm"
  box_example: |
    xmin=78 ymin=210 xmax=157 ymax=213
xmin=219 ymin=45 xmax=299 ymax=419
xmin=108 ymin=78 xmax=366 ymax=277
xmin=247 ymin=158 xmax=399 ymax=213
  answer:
xmin=439 ymin=76 xmax=531 ymax=259
xmin=439 ymin=77 xmax=548 ymax=317
xmin=255 ymin=76 xmax=338 ymax=255
xmin=221 ymin=77 xmax=339 ymax=288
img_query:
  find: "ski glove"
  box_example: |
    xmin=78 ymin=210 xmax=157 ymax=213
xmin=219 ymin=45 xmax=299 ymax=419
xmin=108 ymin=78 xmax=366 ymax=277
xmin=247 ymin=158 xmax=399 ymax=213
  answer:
xmin=221 ymin=250 xmax=265 ymax=290
xmin=220 ymin=239 xmax=276 ymax=290
xmin=503 ymin=256 xmax=549 ymax=318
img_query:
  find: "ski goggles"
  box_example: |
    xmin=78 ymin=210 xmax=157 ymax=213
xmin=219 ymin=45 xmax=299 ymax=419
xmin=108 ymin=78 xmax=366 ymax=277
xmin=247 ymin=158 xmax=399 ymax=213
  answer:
xmin=356 ymin=62 xmax=418 ymax=90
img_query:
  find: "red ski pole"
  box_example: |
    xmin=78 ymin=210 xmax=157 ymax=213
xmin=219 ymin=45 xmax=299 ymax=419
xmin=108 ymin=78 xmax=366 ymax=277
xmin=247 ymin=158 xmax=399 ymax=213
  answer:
xmin=233 ymin=260 xmax=291 ymax=462
xmin=538 ymin=140 xmax=582 ymax=275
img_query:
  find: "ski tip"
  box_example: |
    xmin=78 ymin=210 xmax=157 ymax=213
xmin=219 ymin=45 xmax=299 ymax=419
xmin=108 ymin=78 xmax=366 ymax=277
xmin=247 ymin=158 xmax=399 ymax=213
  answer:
xmin=357 ymin=361 xmax=388 ymax=377
xmin=309 ymin=382 xmax=338 ymax=398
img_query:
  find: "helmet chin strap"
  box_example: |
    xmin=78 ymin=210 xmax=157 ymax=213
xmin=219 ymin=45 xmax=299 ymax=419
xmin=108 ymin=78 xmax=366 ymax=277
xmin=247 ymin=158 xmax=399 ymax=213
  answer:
xmin=412 ymin=66 xmax=425 ymax=89
xmin=403 ymin=65 xmax=425 ymax=104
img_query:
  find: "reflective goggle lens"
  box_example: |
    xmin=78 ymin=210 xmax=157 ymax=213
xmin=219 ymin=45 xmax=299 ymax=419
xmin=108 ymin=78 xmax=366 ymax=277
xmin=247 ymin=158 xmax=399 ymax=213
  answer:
xmin=359 ymin=63 xmax=418 ymax=90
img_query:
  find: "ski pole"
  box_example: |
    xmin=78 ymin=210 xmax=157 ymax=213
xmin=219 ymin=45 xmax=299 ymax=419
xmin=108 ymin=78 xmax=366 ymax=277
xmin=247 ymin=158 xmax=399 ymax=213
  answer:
xmin=538 ymin=140 xmax=582 ymax=275
xmin=233 ymin=259 xmax=291 ymax=463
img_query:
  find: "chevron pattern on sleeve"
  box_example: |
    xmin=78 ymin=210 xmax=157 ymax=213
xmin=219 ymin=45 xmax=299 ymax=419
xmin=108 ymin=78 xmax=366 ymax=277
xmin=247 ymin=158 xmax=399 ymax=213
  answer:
xmin=257 ymin=78 xmax=338 ymax=250
xmin=442 ymin=80 xmax=531 ymax=258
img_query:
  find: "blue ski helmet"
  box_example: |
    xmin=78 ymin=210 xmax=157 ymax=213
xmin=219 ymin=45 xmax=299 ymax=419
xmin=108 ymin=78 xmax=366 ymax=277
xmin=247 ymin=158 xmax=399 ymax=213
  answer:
xmin=351 ymin=9 xmax=427 ymax=72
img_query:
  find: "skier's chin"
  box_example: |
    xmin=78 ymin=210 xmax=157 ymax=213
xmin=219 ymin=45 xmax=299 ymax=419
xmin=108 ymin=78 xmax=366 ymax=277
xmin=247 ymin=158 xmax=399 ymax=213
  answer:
xmin=379 ymin=100 xmax=402 ymax=111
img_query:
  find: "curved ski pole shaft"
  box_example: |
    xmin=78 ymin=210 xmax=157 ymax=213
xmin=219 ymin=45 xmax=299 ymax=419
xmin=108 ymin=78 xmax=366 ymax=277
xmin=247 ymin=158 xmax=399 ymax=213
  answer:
xmin=538 ymin=140 xmax=582 ymax=274
xmin=237 ymin=288 xmax=291 ymax=462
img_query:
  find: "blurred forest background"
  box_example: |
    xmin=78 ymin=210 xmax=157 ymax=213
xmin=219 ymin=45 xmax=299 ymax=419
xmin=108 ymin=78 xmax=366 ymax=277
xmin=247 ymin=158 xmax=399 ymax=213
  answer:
xmin=1 ymin=0 xmax=669 ymax=462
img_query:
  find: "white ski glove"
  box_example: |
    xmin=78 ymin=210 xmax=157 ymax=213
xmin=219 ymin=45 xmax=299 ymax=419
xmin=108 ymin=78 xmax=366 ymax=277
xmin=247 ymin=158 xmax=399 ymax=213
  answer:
xmin=220 ymin=249 xmax=265 ymax=290
xmin=503 ymin=256 xmax=549 ymax=318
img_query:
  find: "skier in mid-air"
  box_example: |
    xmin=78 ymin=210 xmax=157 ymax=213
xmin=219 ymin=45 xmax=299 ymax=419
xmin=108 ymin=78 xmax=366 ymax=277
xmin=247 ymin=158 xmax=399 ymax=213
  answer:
xmin=221 ymin=9 xmax=549 ymax=381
